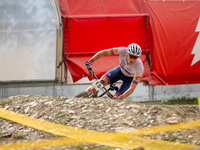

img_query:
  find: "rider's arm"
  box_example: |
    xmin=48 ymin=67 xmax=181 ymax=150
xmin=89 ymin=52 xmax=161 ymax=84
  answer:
xmin=89 ymin=49 xmax=111 ymax=63
xmin=119 ymin=83 xmax=137 ymax=100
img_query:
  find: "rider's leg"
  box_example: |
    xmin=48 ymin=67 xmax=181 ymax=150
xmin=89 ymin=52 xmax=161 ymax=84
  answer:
xmin=86 ymin=66 xmax=121 ymax=94
xmin=113 ymin=83 xmax=130 ymax=98
xmin=114 ymin=75 xmax=133 ymax=99
xmin=103 ymin=66 xmax=122 ymax=98
xmin=99 ymin=76 xmax=108 ymax=86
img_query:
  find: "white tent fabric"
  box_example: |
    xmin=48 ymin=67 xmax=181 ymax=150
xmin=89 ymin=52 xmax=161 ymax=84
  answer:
xmin=0 ymin=0 xmax=57 ymax=81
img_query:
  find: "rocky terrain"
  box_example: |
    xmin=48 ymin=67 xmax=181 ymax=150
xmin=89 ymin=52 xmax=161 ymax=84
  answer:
xmin=0 ymin=95 xmax=200 ymax=150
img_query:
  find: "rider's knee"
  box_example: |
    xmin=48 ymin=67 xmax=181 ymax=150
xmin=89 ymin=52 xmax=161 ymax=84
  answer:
xmin=100 ymin=76 xmax=108 ymax=86
xmin=100 ymin=80 xmax=105 ymax=84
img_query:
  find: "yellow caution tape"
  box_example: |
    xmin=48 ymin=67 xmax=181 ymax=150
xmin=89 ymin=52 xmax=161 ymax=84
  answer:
xmin=0 ymin=138 xmax=85 ymax=150
xmin=124 ymin=120 xmax=200 ymax=136
xmin=0 ymin=108 xmax=200 ymax=150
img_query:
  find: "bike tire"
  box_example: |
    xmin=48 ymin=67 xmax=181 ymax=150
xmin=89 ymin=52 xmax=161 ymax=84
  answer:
xmin=75 ymin=91 xmax=88 ymax=98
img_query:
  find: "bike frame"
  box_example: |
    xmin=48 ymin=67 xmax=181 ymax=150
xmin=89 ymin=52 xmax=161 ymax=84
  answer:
xmin=88 ymin=70 xmax=118 ymax=98
xmin=75 ymin=69 xmax=118 ymax=98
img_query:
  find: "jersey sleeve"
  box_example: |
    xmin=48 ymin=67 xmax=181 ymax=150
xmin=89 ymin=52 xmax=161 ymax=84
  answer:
xmin=132 ymin=62 xmax=144 ymax=85
xmin=110 ymin=47 xmax=126 ymax=55
xmin=132 ymin=76 xmax=142 ymax=85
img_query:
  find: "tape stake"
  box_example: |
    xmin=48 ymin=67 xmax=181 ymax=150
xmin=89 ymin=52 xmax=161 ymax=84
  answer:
xmin=198 ymin=97 xmax=200 ymax=111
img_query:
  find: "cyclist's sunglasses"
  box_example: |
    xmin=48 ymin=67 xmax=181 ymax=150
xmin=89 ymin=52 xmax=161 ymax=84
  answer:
xmin=128 ymin=54 xmax=139 ymax=59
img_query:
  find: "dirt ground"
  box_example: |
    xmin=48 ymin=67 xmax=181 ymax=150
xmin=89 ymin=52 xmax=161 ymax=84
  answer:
xmin=0 ymin=95 xmax=200 ymax=150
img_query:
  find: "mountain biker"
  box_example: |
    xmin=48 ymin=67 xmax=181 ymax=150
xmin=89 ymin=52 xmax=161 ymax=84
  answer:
xmin=85 ymin=43 xmax=144 ymax=100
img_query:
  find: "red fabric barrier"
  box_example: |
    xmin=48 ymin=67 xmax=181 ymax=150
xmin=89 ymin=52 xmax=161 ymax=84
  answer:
xmin=58 ymin=0 xmax=141 ymax=16
xmin=59 ymin=0 xmax=200 ymax=85
xmin=65 ymin=16 xmax=149 ymax=55
xmin=145 ymin=0 xmax=200 ymax=85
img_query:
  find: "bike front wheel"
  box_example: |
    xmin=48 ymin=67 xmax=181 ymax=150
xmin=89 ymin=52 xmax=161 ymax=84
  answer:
xmin=75 ymin=91 xmax=88 ymax=98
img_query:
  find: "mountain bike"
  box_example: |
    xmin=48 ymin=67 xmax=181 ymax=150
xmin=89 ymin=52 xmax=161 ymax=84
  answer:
xmin=75 ymin=69 xmax=118 ymax=98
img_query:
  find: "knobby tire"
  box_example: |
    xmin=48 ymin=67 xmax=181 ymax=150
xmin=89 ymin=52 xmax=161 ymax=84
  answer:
xmin=75 ymin=91 xmax=88 ymax=98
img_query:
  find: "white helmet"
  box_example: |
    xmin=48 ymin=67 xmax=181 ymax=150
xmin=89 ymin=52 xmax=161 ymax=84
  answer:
xmin=126 ymin=43 xmax=142 ymax=57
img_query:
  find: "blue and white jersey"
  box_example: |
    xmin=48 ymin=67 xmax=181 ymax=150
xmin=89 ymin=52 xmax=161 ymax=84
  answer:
xmin=110 ymin=47 xmax=144 ymax=84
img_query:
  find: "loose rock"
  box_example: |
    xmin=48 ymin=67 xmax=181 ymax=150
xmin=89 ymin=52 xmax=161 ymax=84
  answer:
xmin=0 ymin=95 xmax=200 ymax=150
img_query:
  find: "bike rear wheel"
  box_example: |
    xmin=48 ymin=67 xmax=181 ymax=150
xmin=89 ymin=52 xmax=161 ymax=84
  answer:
xmin=75 ymin=91 xmax=88 ymax=98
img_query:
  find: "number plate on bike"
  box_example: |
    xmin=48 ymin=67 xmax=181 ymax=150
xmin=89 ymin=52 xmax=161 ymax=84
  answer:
xmin=92 ymin=80 xmax=103 ymax=91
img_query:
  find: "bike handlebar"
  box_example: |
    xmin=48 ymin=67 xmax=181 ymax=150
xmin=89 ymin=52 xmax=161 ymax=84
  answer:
xmin=88 ymin=68 xmax=98 ymax=79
